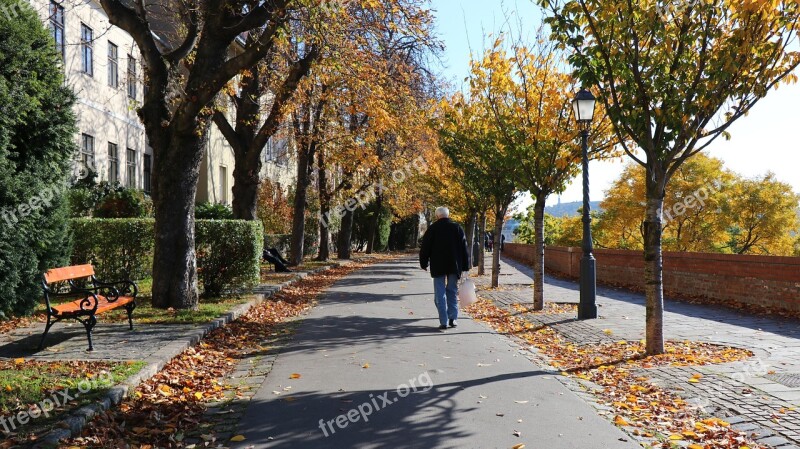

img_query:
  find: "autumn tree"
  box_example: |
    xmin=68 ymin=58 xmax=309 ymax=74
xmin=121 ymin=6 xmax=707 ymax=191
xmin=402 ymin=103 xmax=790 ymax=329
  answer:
xmin=416 ymin=138 xmax=490 ymax=272
xmin=513 ymin=209 xmax=565 ymax=247
xmin=471 ymin=33 xmax=617 ymax=308
xmin=303 ymin=0 xmax=438 ymax=262
xmin=97 ymin=0 xmax=308 ymax=308
xmin=212 ymin=17 xmax=321 ymax=220
xmin=542 ymin=0 xmax=800 ymax=354
xmin=596 ymin=155 xmax=732 ymax=252
xmin=257 ymin=179 xmax=293 ymax=235
xmin=438 ymin=91 xmax=520 ymax=287
xmin=722 ymin=173 xmax=800 ymax=255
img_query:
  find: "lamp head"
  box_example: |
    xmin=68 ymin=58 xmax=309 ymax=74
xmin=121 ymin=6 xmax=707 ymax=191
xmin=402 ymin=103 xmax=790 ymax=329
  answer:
xmin=572 ymin=88 xmax=596 ymax=129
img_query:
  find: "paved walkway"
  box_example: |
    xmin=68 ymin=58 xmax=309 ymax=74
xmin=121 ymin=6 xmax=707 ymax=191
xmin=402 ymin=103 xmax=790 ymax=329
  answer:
xmin=479 ymin=255 xmax=800 ymax=447
xmin=227 ymin=257 xmax=640 ymax=449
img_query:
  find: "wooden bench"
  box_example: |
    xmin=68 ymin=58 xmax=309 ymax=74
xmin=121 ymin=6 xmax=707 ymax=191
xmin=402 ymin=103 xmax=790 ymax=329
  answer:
xmin=40 ymin=264 xmax=138 ymax=351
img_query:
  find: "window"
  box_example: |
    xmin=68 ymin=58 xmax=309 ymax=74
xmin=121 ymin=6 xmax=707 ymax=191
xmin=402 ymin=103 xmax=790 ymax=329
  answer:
xmin=107 ymin=142 xmax=118 ymax=184
xmin=264 ymin=132 xmax=289 ymax=165
xmin=263 ymin=138 xmax=274 ymax=162
xmin=219 ymin=166 xmax=228 ymax=204
xmin=127 ymin=55 xmax=137 ymax=99
xmin=126 ymin=148 xmax=136 ymax=188
xmin=108 ymin=43 xmax=118 ymax=88
xmin=80 ymin=24 xmax=93 ymax=76
xmin=143 ymin=154 xmax=152 ymax=194
xmin=49 ymin=2 xmax=65 ymax=62
xmin=80 ymin=134 xmax=95 ymax=170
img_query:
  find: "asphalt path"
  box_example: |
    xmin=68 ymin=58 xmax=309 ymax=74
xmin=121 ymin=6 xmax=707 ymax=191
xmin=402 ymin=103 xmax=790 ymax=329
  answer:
xmin=233 ymin=257 xmax=638 ymax=449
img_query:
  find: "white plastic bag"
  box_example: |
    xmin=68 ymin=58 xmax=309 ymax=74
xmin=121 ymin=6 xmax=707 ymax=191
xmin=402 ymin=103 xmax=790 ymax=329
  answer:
xmin=457 ymin=279 xmax=477 ymax=306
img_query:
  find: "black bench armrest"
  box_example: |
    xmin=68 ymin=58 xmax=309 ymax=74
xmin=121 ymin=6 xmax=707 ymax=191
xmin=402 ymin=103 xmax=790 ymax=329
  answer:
xmin=90 ymin=278 xmax=138 ymax=302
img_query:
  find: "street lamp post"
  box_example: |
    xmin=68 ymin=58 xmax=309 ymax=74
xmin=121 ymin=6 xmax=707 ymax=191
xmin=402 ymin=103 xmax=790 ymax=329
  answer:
xmin=572 ymin=88 xmax=597 ymax=320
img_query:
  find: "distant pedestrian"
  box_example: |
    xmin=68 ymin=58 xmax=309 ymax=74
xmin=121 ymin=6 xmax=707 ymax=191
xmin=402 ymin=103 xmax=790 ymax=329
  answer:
xmin=500 ymin=234 xmax=506 ymax=252
xmin=420 ymin=207 xmax=470 ymax=331
xmin=488 ymin=232 xmax=493 ymax=253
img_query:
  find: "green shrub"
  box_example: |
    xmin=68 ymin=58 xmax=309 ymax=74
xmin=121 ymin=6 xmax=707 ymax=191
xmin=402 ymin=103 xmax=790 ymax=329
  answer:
xmin=93 ymin=188 xmax=152 ymax=218
xmin=352 ymin=203 xmax=391 ymax=252
xmin=196 ymin=202 xmax=233 ymax=220
xmin=0 ymin=2 xmax=76 ymax=316
xmin=304 ymin=213 xmax=320 ymax=257
xmin=67 ymin=177 xmax=152 ymax=219
xmin=196 ymin=220 xmax=263 ymax=297
xmin=94 ymin=188 xmax=153 ymax=218
xmin=68 ymin=219 xmax=262 ymax=297
xmin=66 ymin=188 xmax=95 ymax=218
xmin=70 ymin=219 xmax=155 ymax=280
xmin=375 ymin=211 xmax=392 ymax=251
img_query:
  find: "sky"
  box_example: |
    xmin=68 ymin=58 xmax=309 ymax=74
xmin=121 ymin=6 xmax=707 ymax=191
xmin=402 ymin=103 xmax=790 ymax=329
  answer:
xmin=429 ymin=0 xmax=800 ymax=211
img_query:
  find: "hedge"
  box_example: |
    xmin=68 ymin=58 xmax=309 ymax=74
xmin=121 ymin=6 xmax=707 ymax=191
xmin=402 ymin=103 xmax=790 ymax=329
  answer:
xmin=71 ymin=218 xmax=155 ymax=281
xmin=196 ymin=220 xmax=263 ymax=297
xmin=69 ymin=218 xmax=263 ymax=297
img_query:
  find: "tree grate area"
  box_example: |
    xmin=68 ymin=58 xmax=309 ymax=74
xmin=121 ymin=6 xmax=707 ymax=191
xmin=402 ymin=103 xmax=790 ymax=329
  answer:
xmin=765 ymin=373 xmax=800 ymax=388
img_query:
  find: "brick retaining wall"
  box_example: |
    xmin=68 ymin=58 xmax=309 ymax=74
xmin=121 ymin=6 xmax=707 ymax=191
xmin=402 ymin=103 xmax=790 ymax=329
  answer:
xmin=503 ymin=243 xmax=800 ymax=312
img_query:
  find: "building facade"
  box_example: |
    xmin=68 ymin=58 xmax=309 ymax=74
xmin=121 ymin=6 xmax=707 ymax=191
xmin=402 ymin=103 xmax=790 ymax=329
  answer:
xmin=30 ymin=0 xmax=151 ymax=191
xmin=29 ymin=0 xmax=293 ymax=204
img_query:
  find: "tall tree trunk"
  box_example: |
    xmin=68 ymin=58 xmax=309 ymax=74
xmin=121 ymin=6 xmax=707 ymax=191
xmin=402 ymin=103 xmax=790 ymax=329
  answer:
xmin=317 ymin=150 xmax=330 ymax=261
xmin=491 ymin=208 xmax=505 ymax=288
xmin=151 ymin=129 xmax=206 ymax=309
xmin=337 ymin=208 xmax=354 ymax=259
xmin=366 ymin=193 xmax=382 ymax=254
xmin=465 ymin=209 xmax=476 ymax=269
xmin=478 ymin=212 xmax=486 ymax=276
xmin=231 ymin=153 xmax=261 ymax=220
xmin=532 ymin=192 xmax=547 ymax=310
xmin=289 ymin=146 xmax=312 ymax=266
xmin=644 ymin=173 xmax=667 ymax=355
xmin=412 ymin=213 xmax=420 ymax=248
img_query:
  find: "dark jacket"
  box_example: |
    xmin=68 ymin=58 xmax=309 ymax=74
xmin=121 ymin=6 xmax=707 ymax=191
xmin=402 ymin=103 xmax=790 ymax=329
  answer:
xmin=419 ymin=218 xmax=470 ymax=278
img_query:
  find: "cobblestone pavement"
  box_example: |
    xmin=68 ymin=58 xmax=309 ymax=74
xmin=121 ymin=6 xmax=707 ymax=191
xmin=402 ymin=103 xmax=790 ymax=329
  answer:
xmin=476 ymin=254 xmax=800 ymax=448
xmin=0 ymin=322 xmax=201 ymax=361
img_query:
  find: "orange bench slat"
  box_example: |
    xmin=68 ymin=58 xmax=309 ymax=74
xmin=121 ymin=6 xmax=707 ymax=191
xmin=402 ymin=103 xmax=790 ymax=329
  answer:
xmin=52 ymin=295 xmax=135 ymax=315
xmin=44 ymin=265 xmax=95 ymax=283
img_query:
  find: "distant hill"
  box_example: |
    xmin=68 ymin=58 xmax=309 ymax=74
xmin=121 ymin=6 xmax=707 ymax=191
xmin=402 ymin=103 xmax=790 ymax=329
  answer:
xmin=545 ymin=201 xmax=602 ymax=217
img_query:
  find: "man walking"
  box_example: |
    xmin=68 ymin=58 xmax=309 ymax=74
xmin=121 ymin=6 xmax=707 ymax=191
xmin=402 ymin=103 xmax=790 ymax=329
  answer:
xmin=420 ymin=207 xmax=470 ymax=331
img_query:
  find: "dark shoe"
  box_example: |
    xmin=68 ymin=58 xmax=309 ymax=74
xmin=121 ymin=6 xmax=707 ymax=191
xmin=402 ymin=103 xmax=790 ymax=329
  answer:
xmin=449 ymin=320 xmax=457 ymax=328
xmin=438 ymin=325 xmax=448 ymax=331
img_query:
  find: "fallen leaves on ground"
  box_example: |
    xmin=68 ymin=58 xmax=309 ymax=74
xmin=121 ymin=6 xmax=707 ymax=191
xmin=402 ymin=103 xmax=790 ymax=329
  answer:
xmin=511 ymin=302 xmax=577 ymax=315
xmin=466 ymin=299 xmax=763 ymax=449
xmin=59 ymin=259 xmax=380 ymax=448
xmin=0 ymin=313 xmax=45 ymax=335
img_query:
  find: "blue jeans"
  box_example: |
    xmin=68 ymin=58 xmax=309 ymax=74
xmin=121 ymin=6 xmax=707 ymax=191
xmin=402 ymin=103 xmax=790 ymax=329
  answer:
xmin=433 ymin=274 xmax=459 ymax=326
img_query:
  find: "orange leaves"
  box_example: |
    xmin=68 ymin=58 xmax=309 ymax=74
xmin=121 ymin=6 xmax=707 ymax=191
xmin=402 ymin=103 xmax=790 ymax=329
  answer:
xmin=614 ymin=415 xmax=631 ymax=426
xmin=467 ymin=298 xmax=761 ymax=449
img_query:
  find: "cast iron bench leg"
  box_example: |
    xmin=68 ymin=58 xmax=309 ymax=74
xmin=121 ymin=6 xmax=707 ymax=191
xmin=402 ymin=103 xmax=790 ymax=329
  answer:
xmin=39 ymin=316 xmax=54 ymax=351
xmin=82 ymin=315 xmax=97 ymax=351
xmin=124 ymin=302 xmax=136 ymax=330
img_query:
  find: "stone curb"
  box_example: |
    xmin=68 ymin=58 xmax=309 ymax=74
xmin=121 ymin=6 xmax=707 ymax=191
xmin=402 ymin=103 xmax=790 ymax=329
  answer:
xmin=31 ymin=261 xmax=351 ymax=448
